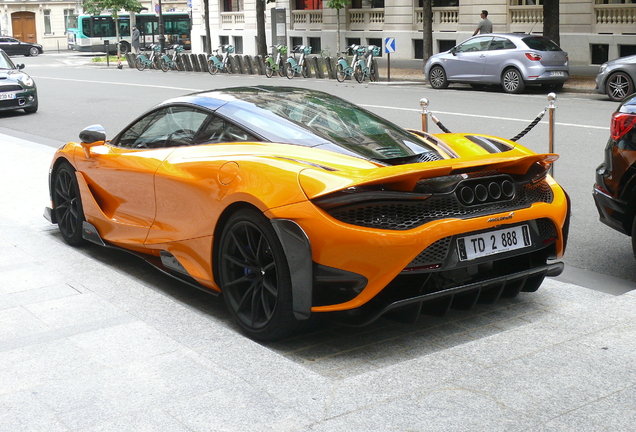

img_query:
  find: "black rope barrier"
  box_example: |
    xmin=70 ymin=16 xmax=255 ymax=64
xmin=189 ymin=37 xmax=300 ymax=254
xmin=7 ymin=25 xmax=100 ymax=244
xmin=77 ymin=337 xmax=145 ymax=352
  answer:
xmin=509 ymin=109 xmax=546 ymax=142
xmin=431 ymin=114 xmax=452 ymax=134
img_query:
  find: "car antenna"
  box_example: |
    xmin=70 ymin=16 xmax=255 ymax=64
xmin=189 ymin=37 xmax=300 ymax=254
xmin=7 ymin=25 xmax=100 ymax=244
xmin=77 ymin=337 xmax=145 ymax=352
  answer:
xmin=528 ymin=22 xmax=537 ymax=34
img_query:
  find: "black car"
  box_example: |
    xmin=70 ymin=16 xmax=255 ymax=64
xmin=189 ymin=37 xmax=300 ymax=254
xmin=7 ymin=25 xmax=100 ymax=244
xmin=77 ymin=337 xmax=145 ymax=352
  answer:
xmin=593 ymin=94 xmax=636 ymax=254
xmin=0 ymin=49 xmax=38 ymax=114
xmin=0 ymin=36 xmax=43 ymax=56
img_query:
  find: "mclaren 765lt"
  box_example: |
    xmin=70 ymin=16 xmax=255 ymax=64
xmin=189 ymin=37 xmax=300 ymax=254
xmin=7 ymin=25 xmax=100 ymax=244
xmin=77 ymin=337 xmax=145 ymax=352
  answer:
xmin=45 ymin=86 xmax=570 ymax=341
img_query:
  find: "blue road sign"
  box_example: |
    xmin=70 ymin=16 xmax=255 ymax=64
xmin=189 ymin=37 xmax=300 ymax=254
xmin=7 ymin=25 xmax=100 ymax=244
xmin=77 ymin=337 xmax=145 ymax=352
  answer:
xmin=385 ymin=37 xmax=396 ymax=54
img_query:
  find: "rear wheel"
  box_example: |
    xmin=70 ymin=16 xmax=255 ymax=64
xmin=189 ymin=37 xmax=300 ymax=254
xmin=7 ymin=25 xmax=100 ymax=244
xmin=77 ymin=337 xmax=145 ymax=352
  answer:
xmin=606 ymin=72 xmax=634 ymax=102
xmin=208 ymin=61 xmax=219 ymax=75
xmin=428 ymin=65 xmax=448 ymax=89
xmin=286 ymin=63 xmax=295 ymax=79
xmin=336 ymin=63 xmax=347 ymax=82
xmin=52 ymin=162 xmax=86 ymax=246
xmin=502 ymin=68 xmax=525 ymax=93
xmin=217 ymin=208 xmax=299 ymax=341
xmin=135 ymin=57 xmax=145 ymax=71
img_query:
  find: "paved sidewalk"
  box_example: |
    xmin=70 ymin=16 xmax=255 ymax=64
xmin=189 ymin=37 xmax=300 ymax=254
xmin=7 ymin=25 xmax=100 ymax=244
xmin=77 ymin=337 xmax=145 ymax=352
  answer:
xmin=2 ymin=133 xmax=636 ymax=431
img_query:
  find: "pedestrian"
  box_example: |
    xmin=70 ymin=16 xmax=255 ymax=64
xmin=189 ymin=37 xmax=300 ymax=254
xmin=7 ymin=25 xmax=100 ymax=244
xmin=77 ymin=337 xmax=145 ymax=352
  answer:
xmin=132 ymin=26 xmax=140 ymax=54
xmin=473 ymin=10 xmax=492 ymax=36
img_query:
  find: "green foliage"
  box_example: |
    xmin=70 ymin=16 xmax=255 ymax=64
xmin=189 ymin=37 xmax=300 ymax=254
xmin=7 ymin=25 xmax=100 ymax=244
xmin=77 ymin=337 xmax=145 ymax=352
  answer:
xmin=326 ymin=0 xmax=349 ymax=10
xmin=82 ymin=0 xmax=144 ymax=19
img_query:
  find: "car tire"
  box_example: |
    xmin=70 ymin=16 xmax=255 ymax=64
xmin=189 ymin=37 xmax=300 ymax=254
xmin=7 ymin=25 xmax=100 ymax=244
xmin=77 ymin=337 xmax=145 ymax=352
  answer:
xmin=28 ymin=46 xmax=39 ymax=57
xmin=336 ymin=63 xmax=347 ymax=82
xmin=23 ymin=101 xmax=38 ymax=114
xmin=502 ymin=68 xmax=525 ymax=94
xmin=217 ymin=208 xmax=300 ymax=341
xmin=428 ymin=65 xmax=449 ymax=89
xmin=606 ymin=72 xmax=634 ymax=102
xmin=52 ymin=161 xmax=86 ymax=246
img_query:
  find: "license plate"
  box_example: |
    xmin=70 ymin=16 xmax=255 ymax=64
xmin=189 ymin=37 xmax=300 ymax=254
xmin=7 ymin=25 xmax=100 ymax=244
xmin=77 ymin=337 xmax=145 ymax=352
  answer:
xmin=0 ymin=93 xmax=16 ymax=100
xmin=457 ymin=225 xmax=532 ymax=261
xmin=549 ymin=71 xmax=565 ymax=77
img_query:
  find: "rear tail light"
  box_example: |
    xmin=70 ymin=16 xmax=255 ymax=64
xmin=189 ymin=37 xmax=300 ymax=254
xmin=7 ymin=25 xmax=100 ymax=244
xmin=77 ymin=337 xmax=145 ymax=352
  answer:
xmin=525 ymin=52 xmax=542 ymax=61
xmin=611 ymin=112 xmax=636 ymax=141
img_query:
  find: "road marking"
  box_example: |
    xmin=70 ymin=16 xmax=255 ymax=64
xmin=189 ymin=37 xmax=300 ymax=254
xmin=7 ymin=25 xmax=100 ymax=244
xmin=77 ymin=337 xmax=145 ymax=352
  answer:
xmin=32 ymin=76 xmax=200 ymax=92
xmin=361 ymin=104 xmax=609 ymax=130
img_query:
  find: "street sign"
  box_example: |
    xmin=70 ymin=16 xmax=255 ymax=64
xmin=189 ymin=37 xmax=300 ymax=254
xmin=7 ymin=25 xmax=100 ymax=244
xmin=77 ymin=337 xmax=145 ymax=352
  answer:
xmin=385 ymin=37 xmax=395 ymax=54
xmin=155 ymin=4 xmax=160 ymax=13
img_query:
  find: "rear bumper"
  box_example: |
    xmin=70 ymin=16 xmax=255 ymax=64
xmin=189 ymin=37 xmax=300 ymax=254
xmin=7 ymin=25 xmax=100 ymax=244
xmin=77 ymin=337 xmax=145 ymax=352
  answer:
xmin=593 ymin=182 xmax=630 ymax=235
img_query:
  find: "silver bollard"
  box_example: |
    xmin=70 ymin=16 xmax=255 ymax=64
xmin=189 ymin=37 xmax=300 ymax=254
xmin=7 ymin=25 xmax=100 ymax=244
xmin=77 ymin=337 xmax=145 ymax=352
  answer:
xmin=420 ymin=98 xmax=429 ymax=133
xmin=547 ymin=92 xmax=556 ymax=177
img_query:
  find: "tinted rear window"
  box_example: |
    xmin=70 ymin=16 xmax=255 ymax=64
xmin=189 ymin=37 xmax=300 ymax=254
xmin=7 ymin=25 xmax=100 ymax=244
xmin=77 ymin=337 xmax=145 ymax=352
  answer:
xmin=522 ymin=37 xmax=562 ymax=52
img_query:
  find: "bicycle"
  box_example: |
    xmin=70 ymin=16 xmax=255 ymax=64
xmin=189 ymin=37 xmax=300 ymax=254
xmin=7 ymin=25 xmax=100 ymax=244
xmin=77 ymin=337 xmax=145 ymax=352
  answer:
xmin=208 ymin=44 xmax=234 ymax=75
xmin=135 ymin=44 xmax=160 ymax=71
xmin=353 ymin=45 xmax=380 ymax=83
xmin=336 ymin=45 xmax=361 ymax=83
xmin=159 ymin=44 xmax=184 ymax=72
xmin=285 ymin=45 xmax=311 ymax=79
xmin=264 ymin=45 xmax=288 ymax=78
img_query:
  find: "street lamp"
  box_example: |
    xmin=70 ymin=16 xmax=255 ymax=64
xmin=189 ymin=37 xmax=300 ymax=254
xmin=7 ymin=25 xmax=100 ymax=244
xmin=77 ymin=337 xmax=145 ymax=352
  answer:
xmin=157 ymin=0 xmax=165 ymax=53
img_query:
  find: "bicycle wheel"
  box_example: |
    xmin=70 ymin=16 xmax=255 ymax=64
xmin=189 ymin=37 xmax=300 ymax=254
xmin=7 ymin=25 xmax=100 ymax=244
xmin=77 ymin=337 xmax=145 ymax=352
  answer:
xmin=370 ymin=60 xmax=379 ymax=82
xmin=354 ymin=64 xmax=364 ymax=83
xmin=208 ymin=61 xmax=219 ymax=75
xmin=286 ymin=63 xmax=295 ymax=79
xmin=278 ymin=61 xmax=286 ymax=77
xmin=225 ymin=59 xmax=233 ymax=74
xmin=135 ymin=57 xmax=146 ymax=71
xmin=336 ymin=63 xmax=347 ymax=83
xmin=160 ymin=58 xmax=169 ymax=72
xmin=265 ymin=64 xmax=274 ymax=78
xmin=301 ymin=61 xmax=309 ymax=78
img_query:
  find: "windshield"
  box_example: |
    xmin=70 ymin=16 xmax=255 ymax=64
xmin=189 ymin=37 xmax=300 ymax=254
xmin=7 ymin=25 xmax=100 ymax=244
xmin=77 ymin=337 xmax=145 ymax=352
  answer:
xmin=522 ymin=36 xmax=562 ymax=52
xmin=0 ymin=51 xmax=16 ymax=69
xmin=226 ymin=88 xmax=437 ymax=161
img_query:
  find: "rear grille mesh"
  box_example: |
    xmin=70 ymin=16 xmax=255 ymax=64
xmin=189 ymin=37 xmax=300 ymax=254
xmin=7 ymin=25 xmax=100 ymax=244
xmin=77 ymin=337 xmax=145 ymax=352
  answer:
xmin=327 ymin=180 xmax=554 ymax=230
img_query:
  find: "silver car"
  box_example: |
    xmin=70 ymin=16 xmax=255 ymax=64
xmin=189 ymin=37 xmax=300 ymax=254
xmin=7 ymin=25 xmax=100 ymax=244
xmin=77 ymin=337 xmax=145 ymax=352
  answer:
xmin=424 ymin=33 xmax=569 ymax=94
xmin=595 ymin=54 xmax=636 ymax=102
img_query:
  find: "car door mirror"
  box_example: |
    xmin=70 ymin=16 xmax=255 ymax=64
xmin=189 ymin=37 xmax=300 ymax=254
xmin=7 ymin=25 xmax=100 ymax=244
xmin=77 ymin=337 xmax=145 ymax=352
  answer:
xmin=79 ymin=125 xmax=107 ymax=158
xmin=450 ymin=47 xmax=457 ymax=56
xmin=16 ymin=63 xmax=25 ymax=70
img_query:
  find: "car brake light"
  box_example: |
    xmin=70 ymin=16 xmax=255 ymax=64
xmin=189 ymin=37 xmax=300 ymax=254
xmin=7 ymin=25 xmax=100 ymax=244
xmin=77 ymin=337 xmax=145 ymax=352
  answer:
xmin=525 ymin=53 xmax=542 ymax=61
xmin=611 ymin=112 xmax=636 ymax=141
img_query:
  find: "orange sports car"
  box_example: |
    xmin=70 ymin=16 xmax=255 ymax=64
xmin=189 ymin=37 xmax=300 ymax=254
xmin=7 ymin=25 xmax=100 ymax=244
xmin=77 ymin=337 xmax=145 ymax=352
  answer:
xmin=45 ymin=86 xmax=570 ymax=341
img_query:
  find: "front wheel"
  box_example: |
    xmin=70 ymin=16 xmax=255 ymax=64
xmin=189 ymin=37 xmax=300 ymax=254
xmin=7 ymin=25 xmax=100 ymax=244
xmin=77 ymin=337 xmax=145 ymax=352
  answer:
xmin=336 ymin=63 xmax=347 ymax=83
xmin=606 ymin=72 xmax=634 ymax=102
xmin=301 ymin=61 xmax=309 ymax=78
xmin=502 ymin=68 xmax=525 ymax=94
xmin=217 ymin=208 xmax=300 ymax=341
xmin=28 ymin=46 xmax=40 ymax=56
xmin=354 ymin=64 xmax=364 ymax=83
xmin=370 ymin=60 xmax=379 ymax=82
xmin=135 ymin=57 xmax=146 ymax=71
xmin=160 ymin=58 xmax=169 ymax=72
xmin=52 ymin=162 xmax=86 ymax=246
xmin=428 ymin=65 xmax=448 ymax=89
xmin=208 ymin=61 xmax=219 ymax=75
xmin=286 ymin=63 xmax=295 ymax=79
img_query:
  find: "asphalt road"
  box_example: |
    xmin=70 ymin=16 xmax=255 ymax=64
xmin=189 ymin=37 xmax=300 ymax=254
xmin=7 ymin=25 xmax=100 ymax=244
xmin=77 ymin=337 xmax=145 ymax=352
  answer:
xmin=2 ymin=51 xmax=634 ymax=291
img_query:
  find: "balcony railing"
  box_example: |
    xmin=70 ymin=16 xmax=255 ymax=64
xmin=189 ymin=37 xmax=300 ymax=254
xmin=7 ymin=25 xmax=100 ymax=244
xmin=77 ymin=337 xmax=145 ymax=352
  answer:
xmin=220 ymin=12 xmax=245 ymax=29
xmin=414 ymin=7 xmax=458 ymax=31
xmin=347 ymin=8 xmax=384 ymax=31
xmin=595 ymin=4 xmax=636 ymax=25
xmin=291 ymin=10 xmax=323 ymax=30
xmin=509 ymin=6 xmax=542 ymax=33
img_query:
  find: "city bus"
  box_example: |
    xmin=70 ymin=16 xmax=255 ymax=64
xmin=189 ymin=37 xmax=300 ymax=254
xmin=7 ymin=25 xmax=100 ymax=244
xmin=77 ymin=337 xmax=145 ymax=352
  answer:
xmin=66 ymin=12 xmax=191 ymax=54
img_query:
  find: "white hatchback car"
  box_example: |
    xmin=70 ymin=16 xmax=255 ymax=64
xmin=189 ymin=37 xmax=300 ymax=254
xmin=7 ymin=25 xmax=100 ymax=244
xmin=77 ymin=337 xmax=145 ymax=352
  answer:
xmin=424 ymin=33 xmax=569 ymax=94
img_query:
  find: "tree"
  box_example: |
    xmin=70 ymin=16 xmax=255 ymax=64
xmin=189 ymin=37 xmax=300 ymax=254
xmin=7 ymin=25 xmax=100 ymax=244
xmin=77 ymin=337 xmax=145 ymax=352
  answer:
xmin=543 ymin=0 xmax=560 ymax=46
xmin=255 ymin=0 xmax=269 ymax=57
xmin=327 ymin=0 xmax=350 ymax=55
xmin=82 ymin=0 xmax=144 ymax=55
xmin=422 ymin=0 xmax=433 ymax=64
xmin=204 ymin=0 xmax=212 ymax=54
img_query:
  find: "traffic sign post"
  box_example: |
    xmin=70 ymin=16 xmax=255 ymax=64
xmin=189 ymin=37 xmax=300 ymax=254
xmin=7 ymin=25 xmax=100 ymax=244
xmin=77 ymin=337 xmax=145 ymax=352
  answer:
xmin=385 ymin=37 xmax=395 ymax=82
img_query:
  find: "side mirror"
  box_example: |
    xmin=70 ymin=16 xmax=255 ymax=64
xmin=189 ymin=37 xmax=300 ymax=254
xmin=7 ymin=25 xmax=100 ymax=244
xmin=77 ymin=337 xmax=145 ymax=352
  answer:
xmin=79 ymin=125 xmax=106 ymax=158
xmin=17 ymin=63 xmax=25 ymax=70
xmin=450 ymin=47 xmax=457 ymax=56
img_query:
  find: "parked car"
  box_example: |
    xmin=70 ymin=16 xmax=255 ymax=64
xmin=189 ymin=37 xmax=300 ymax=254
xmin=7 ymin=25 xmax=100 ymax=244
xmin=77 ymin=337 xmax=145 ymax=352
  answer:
xmin=44 ymin=86 xmax=570 ymax=341
xmin=0 ymin=36 xmax=43 ymax=56
xmin=593 ymin=93 xmax=636 ymax=254
xmin=595 ymin=54 xmax=636 ymax=102
xmin=424 ymin=33 xmax=569 ymax=94
xmin=0 ymin=49 xmax=38 ymax=114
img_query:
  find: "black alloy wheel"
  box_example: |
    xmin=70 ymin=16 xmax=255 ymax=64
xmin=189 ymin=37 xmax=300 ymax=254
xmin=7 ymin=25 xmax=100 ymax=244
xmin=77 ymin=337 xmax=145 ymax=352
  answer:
xmin=607 ymin=72 xmax=634 ymax=102
xmin=52 ymin=162 xmax=86 ymax=246
xmin=217 ymin=208 xmax=299 ymax=341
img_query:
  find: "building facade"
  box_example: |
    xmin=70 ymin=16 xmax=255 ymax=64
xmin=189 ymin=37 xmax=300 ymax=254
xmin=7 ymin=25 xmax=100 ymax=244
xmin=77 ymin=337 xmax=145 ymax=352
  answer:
xmin=188 ymin=0 xmax=636 ymax=66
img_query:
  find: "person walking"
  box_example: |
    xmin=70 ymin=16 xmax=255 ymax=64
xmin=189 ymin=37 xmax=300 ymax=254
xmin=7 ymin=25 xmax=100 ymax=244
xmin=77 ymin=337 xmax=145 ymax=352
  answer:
xmin=473 ymin=10 xmax=492 ymax=36
xmin=132 ymin=26 xmax=140 ymax=54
